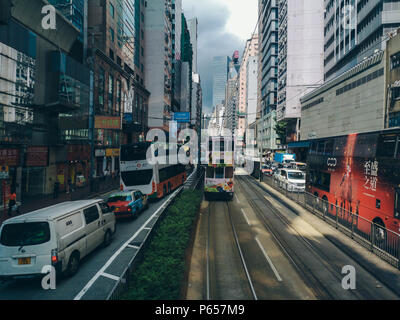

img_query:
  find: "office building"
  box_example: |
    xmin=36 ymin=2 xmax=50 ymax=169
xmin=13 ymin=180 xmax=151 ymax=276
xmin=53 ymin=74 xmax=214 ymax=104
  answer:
xmin=277 ymin=0 xmax=325 ymax=142
xmin=212 ymin=56 xmax=230 ymax=108
xmin=144 ymin=0 xmax=173 ymax=130
xmin=324 ymin=0 xmax=400 ymax=81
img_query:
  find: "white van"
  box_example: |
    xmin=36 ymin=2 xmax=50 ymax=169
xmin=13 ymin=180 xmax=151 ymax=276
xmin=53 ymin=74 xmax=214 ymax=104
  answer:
xmin=0 ymin=199 xmax=116 ymax=280
xmin=277 ymin=169 xmax=306 ymax=192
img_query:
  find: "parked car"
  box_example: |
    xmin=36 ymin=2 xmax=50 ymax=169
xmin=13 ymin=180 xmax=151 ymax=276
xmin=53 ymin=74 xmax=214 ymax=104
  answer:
xmin=0 ymin=199 xmax=116 ymax=280
xmin=261 ymin=165 xmax=273 ymax=176
xmin=288 ymin=162 xmax=307 ymax=172
xmin=275 ymin=169 xmax=306 ymax=192
xmin=107 ymin=190 xmax=149 ymax=219
xmin=273 ymin=169 xmax=282 ymax=182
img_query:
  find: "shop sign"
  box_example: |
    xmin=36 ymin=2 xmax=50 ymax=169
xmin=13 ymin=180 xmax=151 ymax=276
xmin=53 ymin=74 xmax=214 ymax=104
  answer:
xmin=0 ymin=166 xmax=9 ymax=179
xmin=26 ymin=146 xmax=48 ymax=167
xmin=95 ymin=116 xmax=121 ymax=130
xmin=95 ymin=149 xmax=106 ymax=157
xmin=67 ymin=145 xmax=90 ymax=161
xmin=0 ymin=149 xmax=19 ymax=166
xmin=106 ymin=148 xmax=120 ymax=157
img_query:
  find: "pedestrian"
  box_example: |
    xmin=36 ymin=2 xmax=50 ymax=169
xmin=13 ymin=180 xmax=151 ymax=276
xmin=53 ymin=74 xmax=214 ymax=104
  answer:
xmin=8 ymin=190 xmax=17 ymax=217
xmin=53 ymin=181 xmax=60 ymax=199
xmin=67 ymin=178 xmax=73 ymax=194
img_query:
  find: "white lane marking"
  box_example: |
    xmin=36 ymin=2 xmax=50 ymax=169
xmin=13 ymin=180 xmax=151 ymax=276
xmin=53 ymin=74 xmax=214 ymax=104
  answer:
xmin=101 ymin=272 xmax=120 ymax=281
xmin=235 ymin=194 xmax=240 ymax=203
xmin=126 ymin=244 xmax=140 ymax=249
xmin=255 ymin=237 xmax=282 ymax=282
xmin=73 ymin=188 xmax=182 ymax=300
xmin=143 ymin=227 xmax=152 ymax=230
xmin=241 ymin=208 xmax=251 ymax=226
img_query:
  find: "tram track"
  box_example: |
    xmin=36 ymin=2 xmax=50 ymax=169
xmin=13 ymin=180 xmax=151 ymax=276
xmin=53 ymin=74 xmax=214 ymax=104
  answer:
xmin=236 ymin=175 xmax=389 ymax=300
xmin=205 ymin=199 xmax=257 ymax=300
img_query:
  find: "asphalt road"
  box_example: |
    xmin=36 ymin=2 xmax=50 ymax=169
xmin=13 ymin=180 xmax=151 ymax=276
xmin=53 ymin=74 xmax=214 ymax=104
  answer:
xmin=0 ymin=194 xmax=171 ymax=300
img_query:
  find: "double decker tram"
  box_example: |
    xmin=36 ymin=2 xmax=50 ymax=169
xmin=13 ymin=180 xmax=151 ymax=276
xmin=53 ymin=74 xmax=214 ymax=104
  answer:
xmin=305 ymin=128 xmax=400 ymax=239
xmin=120 ymin=142 xmax=187 ymax=200
xmin=204 ymin=136 xmax=235 ymax=201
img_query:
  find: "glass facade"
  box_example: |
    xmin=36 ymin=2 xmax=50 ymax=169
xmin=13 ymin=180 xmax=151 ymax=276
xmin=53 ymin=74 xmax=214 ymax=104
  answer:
xmin=0 ymin=20 xmax=36 ymax=144
xmin=212 ymin=56 xmax=230 ymax=107
xmin=49 ymin=51 xmax=90 ymax=142
xmin=48 ymin=0 xmax=85 ymax=42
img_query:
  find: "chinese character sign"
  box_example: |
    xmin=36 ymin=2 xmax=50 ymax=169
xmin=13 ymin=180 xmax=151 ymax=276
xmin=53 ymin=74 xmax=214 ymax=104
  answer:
xmin=363 ymin=160 xmax=378 ymax=191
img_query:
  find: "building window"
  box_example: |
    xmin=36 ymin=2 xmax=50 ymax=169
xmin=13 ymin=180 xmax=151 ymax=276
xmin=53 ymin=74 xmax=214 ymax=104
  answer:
xmin=392 ymin=52 xmax=400 ymax=70
xmin=110 ymin=28 xmax=114 ymax=42
xmin=110 ymin=3 xmax=115 ymax=18
xmin=108 ymin=75 xmax=114 ymax=113
xmin=393 ymin=87 xmax=400 ymax=101
xmin=117 ymin=80 xmax=121 ymax=114
xmin=98 ymin=68 xmax=105 ymax=109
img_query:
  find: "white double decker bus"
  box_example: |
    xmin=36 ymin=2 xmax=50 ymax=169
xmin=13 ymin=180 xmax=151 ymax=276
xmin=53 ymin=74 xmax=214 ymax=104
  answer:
xmin=120 ymin=142 xmax=187 ymax=200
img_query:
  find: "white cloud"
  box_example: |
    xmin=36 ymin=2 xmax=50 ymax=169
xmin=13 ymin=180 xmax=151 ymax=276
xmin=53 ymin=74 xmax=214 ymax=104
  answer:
xmin=220 ymin=0 xmax=258 ymax=41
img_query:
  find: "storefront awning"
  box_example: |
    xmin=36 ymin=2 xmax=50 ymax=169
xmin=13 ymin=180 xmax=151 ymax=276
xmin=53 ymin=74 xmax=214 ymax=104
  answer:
xmin=287 ymin=141 xmax=311 ymax=148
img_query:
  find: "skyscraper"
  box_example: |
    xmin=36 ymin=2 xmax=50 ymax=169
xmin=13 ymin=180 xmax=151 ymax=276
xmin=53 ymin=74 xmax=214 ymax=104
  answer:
xmin=276 ymin=0 xmax=324 ymax=142
xmin=258 ymin=0 xmax=278 ymax=117
xmin=48 ymin=0 xmax=87 ymax=57
xmin=187 ymin=18 xmax=198 ymax=74
xmin=212 ymin=56 xmax=230 ymax=108
xmin=144 ymin=0 xmax=174 ymax=129
xmin=324 ymin=0 xmax=400 ymax=81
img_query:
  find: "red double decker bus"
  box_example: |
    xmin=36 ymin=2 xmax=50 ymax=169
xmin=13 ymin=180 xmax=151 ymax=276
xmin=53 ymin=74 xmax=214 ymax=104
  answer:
xmin=306 ymin=129 xmax=400 ymax=236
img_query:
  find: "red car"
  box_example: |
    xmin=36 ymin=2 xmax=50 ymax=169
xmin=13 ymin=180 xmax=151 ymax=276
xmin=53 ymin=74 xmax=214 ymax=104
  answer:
xmin=107 ymin=190 xmax=148 ymax=219
xmin=261 ymin=165 xmax=273 ymax=176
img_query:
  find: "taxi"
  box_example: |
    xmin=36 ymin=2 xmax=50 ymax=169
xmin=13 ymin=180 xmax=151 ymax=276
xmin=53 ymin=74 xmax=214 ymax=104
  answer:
xmin=107 ymin=190 xmax=149 ymax=219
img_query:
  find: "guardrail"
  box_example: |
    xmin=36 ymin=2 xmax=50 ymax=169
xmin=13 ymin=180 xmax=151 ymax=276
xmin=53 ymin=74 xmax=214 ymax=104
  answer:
xmin=261 ymin=175 xmax=400 ymax=270
xmin=106 ymin=167 xmax=204 ymax=300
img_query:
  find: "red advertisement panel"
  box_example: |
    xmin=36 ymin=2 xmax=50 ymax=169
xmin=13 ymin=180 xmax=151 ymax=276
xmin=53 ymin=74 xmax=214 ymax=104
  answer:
xmin=26 ymin=146 xmax=48 ymax=167
xmin=0 ymin=149 xmax=19 ymax=166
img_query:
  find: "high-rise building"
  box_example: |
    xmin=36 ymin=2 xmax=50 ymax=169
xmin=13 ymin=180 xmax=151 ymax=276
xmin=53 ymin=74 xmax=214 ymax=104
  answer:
xmin=276 ymin=0 xmax=324 ymax=142
xmin=180 ymin=14 xmax=193 ymax=118
xmin=0 ymin=0 xmax=91 ymax=200
xmin=171 ymin=0 xmax=182 ymax=111
xmin=144 ymin=0 xmax=174 ymax=130
xmin=324 ymin=0 xmax=400 ymax=81
xmin=224 ymin=65 xmax=239 ymax=134
xmin=258 ymin=0 xmax=278 ymax=116
xmin=212 ymin=56 xmax=230 ymax=108
xmin=246 ymin=56 xmax=258 ymax=127
xmin=88 ymin=0 xmax=149 ymax=175
xmin=238 ymin=35 xmax=258 ymax=144
xmin=187 ymin=18 xmax=198 ymax=74
xmin=48 ymin=0 xmax=87 ymax=57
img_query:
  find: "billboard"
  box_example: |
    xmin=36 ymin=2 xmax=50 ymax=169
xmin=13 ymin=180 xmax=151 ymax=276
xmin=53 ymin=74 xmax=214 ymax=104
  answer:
xmin=173 ymin=112 xmax=190 ymax=123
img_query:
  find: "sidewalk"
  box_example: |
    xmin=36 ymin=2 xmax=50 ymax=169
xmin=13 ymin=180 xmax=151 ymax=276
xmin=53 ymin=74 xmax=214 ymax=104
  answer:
xmin=0 ymin=177 xmax=119 ymax=225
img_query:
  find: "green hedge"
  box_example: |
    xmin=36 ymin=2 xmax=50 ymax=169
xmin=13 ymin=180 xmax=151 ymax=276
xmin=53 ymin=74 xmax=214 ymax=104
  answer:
xmin=122 ymin=190 xmax=202 ymax=300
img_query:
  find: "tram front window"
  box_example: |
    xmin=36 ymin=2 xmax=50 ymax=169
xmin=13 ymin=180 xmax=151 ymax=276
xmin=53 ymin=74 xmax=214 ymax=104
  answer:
xmin=225 ymin=167 xmax=233 ymax=178
xmin=206 ymin=167 xmax=214 ymax=178
xmin=215 ymin=167 xmax=224 ymax=179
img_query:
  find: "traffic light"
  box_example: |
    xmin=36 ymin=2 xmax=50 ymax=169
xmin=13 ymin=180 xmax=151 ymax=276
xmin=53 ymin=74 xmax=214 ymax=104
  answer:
xmin=0 ymin=0 xmax=13 ymax=25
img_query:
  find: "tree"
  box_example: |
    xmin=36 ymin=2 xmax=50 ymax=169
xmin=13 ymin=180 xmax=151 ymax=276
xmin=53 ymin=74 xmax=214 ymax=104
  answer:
xmin=274 ymin=117 xmax=288 ymax=145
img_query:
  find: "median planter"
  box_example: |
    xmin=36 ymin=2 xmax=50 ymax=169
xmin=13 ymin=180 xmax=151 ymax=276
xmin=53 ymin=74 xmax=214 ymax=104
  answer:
xmin=121 ymin=190 xmax=202 ymax=300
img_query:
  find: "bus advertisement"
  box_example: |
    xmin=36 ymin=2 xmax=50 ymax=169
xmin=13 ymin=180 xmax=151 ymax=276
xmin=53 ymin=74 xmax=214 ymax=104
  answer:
xmin=306 ymin=129 xmax=400 ymax=237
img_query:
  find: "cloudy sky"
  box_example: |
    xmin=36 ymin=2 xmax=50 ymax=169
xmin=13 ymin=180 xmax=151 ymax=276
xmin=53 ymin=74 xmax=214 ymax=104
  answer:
xmin=182 ymin=0 xmax=258 ymax=114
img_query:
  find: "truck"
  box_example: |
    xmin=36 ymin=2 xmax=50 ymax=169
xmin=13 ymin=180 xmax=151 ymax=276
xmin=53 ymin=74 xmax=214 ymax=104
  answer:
xmin=274 ymin=153 xmax=295 ymax=166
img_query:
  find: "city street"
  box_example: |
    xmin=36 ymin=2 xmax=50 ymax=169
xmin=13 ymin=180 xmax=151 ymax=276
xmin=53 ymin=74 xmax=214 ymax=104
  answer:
xmin=186 ymin=170 xmax=400 ymax=300
xmin=0 ymin=195 xmax=171 ymax=300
